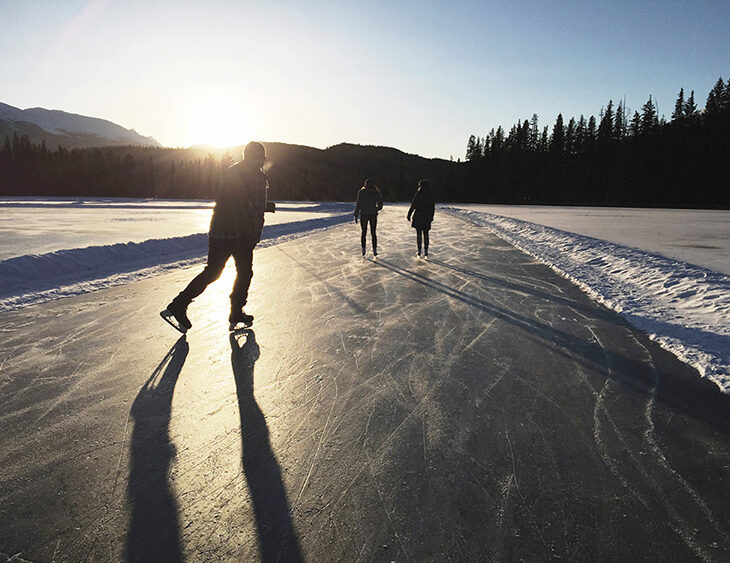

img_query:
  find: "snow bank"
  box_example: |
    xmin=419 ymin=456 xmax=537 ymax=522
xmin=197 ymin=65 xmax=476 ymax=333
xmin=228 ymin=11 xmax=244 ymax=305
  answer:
xmin=444 ymin=208 xmax=730 ymax=394
xmin=0 ymin=214 xmax=350 ymax=312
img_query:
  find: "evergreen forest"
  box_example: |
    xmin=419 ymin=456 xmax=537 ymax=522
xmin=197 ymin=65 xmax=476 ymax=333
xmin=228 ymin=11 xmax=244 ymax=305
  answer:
xmin=462 ymin=77 xmax=730 ymax=208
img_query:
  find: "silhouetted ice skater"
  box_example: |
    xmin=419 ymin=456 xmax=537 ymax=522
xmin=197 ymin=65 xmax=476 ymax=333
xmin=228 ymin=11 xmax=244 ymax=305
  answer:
xmin=161 ymin=142 xmax=275 ymax=333
xmin=407 ymin=179 xmax=435 ymax=258
xmin=354 ymin=178 xmax=383 ymax=257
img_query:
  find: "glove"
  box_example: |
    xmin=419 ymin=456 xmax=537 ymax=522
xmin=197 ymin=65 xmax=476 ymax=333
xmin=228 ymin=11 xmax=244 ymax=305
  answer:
xmin=265 ymin=201 xmax=276 ymax=213
xmin=354 ymin=214 xmax=359 ymax=224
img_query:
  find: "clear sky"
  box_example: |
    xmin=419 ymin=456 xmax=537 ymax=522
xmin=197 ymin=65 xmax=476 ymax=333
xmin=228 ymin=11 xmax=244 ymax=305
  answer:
xmin=2 ymin=0 xmax=728 ymax=159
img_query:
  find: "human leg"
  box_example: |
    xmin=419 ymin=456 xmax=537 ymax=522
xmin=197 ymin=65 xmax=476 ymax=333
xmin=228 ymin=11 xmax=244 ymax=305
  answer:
xmin=360 ymin=217 xmax=368 ymax=254
xmin=165 ymin=237 xmax=232 ymax=330
xmin=173 ymin=237 xmax=232 ymax=306
xmin=424 ymin=229 xmax=430 ymax=256
xmin=369 ymin=215 xmax=378 ymax=254
xmin=230 ymin=237 xmax=255 ymax=310
xmin=416 ymin=229 xmax=423 ymax=255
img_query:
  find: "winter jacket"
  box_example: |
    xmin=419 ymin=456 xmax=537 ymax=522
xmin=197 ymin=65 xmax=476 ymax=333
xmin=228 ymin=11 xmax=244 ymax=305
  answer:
xmin=354 ymin=186 xmax=383 ymax=219
xmin=407 ymin=187 xmax=435 ymax=230
xmin=209 ymin=160 xmax=269 ymax=241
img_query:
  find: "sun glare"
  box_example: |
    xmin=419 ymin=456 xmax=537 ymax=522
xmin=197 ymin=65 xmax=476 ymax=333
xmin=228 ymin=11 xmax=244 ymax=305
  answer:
xmin=186 ymin=98 xmax=249 ymax=148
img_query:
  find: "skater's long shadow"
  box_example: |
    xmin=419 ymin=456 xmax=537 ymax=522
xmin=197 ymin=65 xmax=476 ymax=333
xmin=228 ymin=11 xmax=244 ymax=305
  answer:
xmin=125 ymin=336 xmax=188 ymax=563
xmin=374 ymin=258 xmax=730 ymax=434
xmin=230 ymin=330 xmax=303 ymax=562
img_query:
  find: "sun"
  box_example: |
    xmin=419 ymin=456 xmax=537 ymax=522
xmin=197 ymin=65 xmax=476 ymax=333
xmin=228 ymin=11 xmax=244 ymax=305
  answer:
xmin=186 ymin=97 xmax=249 ymax=148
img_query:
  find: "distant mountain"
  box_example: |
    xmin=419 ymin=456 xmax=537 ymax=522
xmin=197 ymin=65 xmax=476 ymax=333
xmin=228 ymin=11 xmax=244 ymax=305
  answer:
xmin=0 ymin=102 xmax=160 ymax=149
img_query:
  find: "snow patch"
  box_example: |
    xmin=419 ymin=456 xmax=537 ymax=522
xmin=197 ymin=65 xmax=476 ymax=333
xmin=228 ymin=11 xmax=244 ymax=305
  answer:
xmin=0 ymin=214 xmax=350 ymax=312
xmin=444 ymin=207 xmax=730 ymax=394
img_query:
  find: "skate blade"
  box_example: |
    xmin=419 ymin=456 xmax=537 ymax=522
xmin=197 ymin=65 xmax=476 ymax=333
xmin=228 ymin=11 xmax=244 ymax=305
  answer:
xmin=229 ymin=320 xmax=253 ymax=332
xmin=160 ymin=310 xmax=188 ymax=334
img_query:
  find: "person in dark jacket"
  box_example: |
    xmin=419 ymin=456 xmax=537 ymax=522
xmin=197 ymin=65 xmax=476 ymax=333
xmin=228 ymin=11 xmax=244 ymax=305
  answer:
xmin=161 ymin=141 xmax=275 ymax=333
xmin=354 ymin=178 xmax=384 ymax=257
xmin=407 ymin=179 xmax=435 ymax=258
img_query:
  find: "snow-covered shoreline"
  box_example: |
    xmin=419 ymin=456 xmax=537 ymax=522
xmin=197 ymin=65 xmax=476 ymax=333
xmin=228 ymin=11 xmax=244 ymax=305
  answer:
xmin=444 ymin=207 xmax=730 ymax=394
xmin=0 ymin=214 xmax=351 ymax=312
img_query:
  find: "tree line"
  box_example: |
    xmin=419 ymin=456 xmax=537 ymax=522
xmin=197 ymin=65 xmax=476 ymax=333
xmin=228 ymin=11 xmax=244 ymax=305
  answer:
xmin=0 ymin=138 xmax=457 ymax=203
xmin=462 ymin=77 xmax=730 ymax=208
xmin=0 ymin=141 xmax=231 ymax=199
xmin=1 ymin=77 xmax=728 ymax=207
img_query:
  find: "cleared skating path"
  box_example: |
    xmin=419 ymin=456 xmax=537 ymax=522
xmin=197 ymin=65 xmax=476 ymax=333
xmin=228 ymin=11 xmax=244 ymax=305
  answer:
xmin=1 ymin=207 xmax=729 ymax=562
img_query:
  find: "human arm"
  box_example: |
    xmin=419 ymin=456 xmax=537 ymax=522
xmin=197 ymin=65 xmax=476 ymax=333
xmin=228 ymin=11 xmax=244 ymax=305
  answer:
xmin=407 ymin=190 xmax=418 ymax=220
xmin=264 ymin=179 xmax=275 ymax=212
xmin=354 ymin=190 xmax=361 ymax=222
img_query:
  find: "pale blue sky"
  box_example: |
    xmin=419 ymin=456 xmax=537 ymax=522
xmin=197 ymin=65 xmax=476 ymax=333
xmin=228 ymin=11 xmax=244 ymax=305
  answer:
xmin=1 ymin=0 xmax=728 ymax=158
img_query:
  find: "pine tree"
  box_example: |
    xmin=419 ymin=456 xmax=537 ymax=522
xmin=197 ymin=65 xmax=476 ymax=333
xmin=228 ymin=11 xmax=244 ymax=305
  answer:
xmin=586 ymin=115 xmax=597 ymax=144
xmin=721 ymin=79 xmax=730 ymax=112
xmin=528 ymin=114 xmax=539 ymax=150
xmin=575 ymin=115 xmax=586 ymax=152
xmin=597 ymin=100 xmax=614 ymax=143
xmin=614 ymin=100 xmax=626 ymax=140
xmin=704 ymin=78 xmax=724 ymax=115
xmin=672 ymin=88 xmax=685 ymax=121
xmin=474 ymin=136 xmax=484 ymax=159
xmin=640 ymin=95 xmax=658 ymax=133
xmin=550 ymin=114 xmax=565 ymax=153
xmin=565 ymin=117 xmax=576 ymax=154
xmin=465 ymin=134 xmax=478 ymax=161
xmin=492 ymin=126 xmax=505 ymax=152
xmin=684 ymin=90 xmax=698 ymax=117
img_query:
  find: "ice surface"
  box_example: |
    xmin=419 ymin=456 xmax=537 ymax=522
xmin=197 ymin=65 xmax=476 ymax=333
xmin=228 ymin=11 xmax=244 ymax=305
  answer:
xmin=0 ymin=198 xmax=343 ymax=260
xmin=445 ymin=208 xmax=730 ymax=393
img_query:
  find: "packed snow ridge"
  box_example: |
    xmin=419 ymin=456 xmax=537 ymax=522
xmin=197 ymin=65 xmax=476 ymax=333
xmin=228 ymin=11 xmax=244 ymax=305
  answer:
xmin=444 ymin=208 xmax=730 ymax=394
xmin=0 ymin=214 xmax=350 ymax=312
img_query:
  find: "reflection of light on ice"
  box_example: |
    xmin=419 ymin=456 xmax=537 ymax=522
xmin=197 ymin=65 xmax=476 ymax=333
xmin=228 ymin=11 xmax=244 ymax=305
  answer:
xmin=192 ymin=262 xmax=239 ymax=329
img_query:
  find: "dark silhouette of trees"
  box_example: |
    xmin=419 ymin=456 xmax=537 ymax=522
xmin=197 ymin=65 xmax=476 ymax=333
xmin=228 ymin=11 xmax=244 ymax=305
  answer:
xmin=1 ymin=75 xmax=728 ymax=209
xmin=457 ymin=75 xmax=730 ymax=208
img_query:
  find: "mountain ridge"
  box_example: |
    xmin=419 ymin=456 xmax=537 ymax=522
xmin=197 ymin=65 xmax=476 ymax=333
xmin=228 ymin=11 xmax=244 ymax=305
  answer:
xmin=0 ymin=102 xmax=160 ymax=149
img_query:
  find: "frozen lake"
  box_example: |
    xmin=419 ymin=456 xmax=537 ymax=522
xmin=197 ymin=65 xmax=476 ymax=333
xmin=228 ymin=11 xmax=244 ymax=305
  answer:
xmin=2 ymin=199 xmax=727 ymax=275
xmin=0 ymin=198 xmax=727 ymax=392
xmin=450 ymin=204 xmax=730 ymax=275
xmin=0 ymin=198 xmax=343 ymax=261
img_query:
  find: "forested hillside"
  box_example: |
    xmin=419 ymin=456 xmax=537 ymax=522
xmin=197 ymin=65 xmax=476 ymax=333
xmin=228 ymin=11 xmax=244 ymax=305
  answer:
xmin=0 ymin=139 xmax=455 ymax=202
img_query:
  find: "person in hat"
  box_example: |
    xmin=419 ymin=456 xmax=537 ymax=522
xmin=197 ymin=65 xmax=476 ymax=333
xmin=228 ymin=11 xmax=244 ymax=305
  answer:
xmin=161 ymin=141 xmax=275 ymax=332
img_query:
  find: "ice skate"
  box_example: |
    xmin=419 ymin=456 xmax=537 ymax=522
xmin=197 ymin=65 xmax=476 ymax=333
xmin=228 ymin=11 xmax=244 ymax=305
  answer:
xmin=160 ymin=301 xmax=192 ymax=333
xmin=229 ymin=309 xmax=254 ymax=331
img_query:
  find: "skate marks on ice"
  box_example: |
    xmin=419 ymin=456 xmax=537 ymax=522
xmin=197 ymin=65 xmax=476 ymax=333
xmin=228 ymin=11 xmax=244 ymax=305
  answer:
xmin=1 ymin=208 xmax=729 ymax=561
xmin=246 ymin=210 xmax=730 ymax=561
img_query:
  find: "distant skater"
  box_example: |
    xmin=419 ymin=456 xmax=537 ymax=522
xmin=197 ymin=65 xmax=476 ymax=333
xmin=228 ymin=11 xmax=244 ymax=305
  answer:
xmin=407 ymin=179 xmax=435 ymax=258
xmin=354 ymin=178 xmax=383 ymax=257
xmin=161 ymin=142 xmax=275 ymax=333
